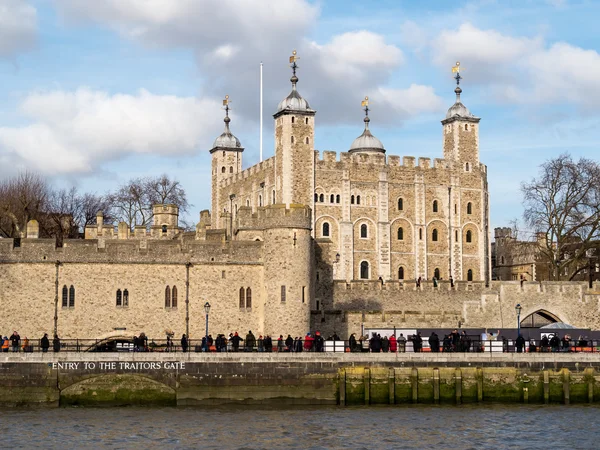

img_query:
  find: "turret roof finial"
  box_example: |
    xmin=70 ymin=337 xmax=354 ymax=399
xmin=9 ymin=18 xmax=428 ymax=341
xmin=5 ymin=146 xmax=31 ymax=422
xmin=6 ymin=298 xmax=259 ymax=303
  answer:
xmin=222 ymin=95 xmax=231 ymax=129
xmin=451 ymin=61 xmax=463 ymax=101
xmin=289 ymin=49 xmax=299 ymax=88
xmin=361 ymin=96 xmax=370 ymax=129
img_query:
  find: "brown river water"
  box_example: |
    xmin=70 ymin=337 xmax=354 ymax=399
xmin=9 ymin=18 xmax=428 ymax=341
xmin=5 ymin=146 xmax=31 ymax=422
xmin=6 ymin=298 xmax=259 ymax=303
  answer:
xmin=1 ymin=404 xmax=598 ymax=449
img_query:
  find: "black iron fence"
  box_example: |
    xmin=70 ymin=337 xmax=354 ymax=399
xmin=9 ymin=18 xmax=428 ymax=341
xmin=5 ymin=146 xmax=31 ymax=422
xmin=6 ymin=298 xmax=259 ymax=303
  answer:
xmin=1 ymin=337 xmax=598 ymax=354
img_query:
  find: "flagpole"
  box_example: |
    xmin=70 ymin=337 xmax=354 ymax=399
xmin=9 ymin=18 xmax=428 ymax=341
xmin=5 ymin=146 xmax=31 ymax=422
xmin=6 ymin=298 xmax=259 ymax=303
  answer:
xmin=260 ymin=61 xmax=263 ymax=162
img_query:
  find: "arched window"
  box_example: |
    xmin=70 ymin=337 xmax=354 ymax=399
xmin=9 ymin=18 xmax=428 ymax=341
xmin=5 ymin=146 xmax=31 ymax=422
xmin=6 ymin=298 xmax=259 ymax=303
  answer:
xmin=306 ymin=137 xmax=309 ymax=144
xmin=229 ymin=166 xmax=233 ymax=173
xmin=433 ymin=200 xmax=438 ymax=213
xmin=116 ymin=289 xmax=122 ymax=307
xmin=398 ymin=198 xmax=403 ymax=211
xmin=239 ymin=287 xmax=245 ymax=308
xmin=305 ymin=117 xmax=309 ymax=124
xmin=69 ymin=285 xmax=75 ymax=308
xmin=336 ymin=194 xmax=340 ymax=203
xmin=165 ymin=286 xmax=171 ymax=308
xmin=398 ymin=267 xmax=404 ymax=280
xmin=172 ymin=286 xmax=177 ymax=308
xmin=221 ymin=166 xmax=226 ymax=173
xmin=322 ymin=222 xmax=330 ymax=237
xmin=246 ymin=199 xmax=250 ymax=207
xmin=259 ymin=195 xmax=263 ymax=207
xmin=246 ymin=287 xmax=252 ymax=308
xmin=123 ymin=289 xmax=129 ymax=307
xmin=291 ymin=136 xmax=294 ymax=144
xmin=434 ymin=268 xmax=440 ymax=279
xmin=360 ymin=224 xmax=367 ymax=238
xmin=419 ymin=228 xmax=423 ymax=240
xmin=291 ymin=116 xmax=295 ymax=124
xmin=314 ymin=193 xmax=318 ymax=202
xmin=397 ymin=227 xmax=404 ymax=240
xmin=329 ymin=194 xmax=334 ymax=203
xmin=465 ymin=124 xmax=468 ymax=131
xmin=455 ymin=230 xmax=459 ymax=241
xmin=360 ymin=261 xmax=369 ymax=279
xmin=467 ymin=202 xmax=472 ymax=215
xmin=465 ymin=162 xmax=470 ymax=171
xmin=501 ymin=256 xmax=505 ymax=265
xmin=467 ymin=269 xmax=473 ymax=281
xmin=319 ymin=193 xmax=324 ymax=203
xmin=466 ymin=230 xmax=472 ymax=243
xmin=162 ymin=225 xmax=167 ymax=234
xmin=351 ymin=195 xmax=355 ymax=204
xmin=432 ymin=229 xmax=438 ymax=241
xmin=356 ymin=195 xmax=361 ymax=205
xmin=62 ymin=285 xmax=68 ymax=308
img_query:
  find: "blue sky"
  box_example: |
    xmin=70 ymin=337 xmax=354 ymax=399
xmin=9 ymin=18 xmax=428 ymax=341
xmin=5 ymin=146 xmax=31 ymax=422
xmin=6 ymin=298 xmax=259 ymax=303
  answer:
xmin=0 ymin=0 xmax=599 ymax=234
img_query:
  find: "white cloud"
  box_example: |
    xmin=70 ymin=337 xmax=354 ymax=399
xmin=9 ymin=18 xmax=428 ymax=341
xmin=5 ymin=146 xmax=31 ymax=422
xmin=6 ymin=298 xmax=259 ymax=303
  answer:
xmin=309 ymin=31 xmax=403 ymax=84
xmin=374 ymin=85 xmax=445 ymax=120
xmin=0 ymin=88 xmax=223 ymax=174
xmin=0 ymin=0 xmax=37 ymax=58
xmin=431 ymin=23 xmax=542 ymax=82
xmin=429 ymin=23 xmax=600 ymax=109
xmin=52 ymin=0 xmax=439 ymax=128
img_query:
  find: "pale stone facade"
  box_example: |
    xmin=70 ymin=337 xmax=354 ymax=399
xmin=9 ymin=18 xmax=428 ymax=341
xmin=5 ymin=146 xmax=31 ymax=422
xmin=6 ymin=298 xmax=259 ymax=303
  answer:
xmin=3 ymin=57 xmax=597 ymax=341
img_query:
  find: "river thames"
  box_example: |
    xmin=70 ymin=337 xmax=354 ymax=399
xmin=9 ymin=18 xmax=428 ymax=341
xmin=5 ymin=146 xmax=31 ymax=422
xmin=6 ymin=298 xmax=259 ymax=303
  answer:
xmin=1 ymin=405 xmax=598 ymax=449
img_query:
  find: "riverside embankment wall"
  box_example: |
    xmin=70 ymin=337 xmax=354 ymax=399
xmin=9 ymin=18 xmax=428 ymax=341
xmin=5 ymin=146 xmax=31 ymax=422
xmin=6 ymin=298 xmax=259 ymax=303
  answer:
xmin=2 ymin=353 xmax=600 ymax=407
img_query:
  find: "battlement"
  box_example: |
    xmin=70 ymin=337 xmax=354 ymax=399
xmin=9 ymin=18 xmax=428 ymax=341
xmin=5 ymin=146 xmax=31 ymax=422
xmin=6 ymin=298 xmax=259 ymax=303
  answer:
xmin=236 ymin=204 xmax=312 ymax=231
xmin=0 ymin=235 xmax=263 ymax=264
xmin=221 ymin=156 xmax=275 ymax=188
xmin=494 ymin=227 xmax=513 ymax=239
xmin=314 ymin=151 xmax=469 ymax=173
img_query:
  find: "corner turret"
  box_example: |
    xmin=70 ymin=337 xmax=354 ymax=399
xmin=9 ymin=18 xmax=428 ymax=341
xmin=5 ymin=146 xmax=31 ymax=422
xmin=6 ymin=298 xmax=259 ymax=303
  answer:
xmin=211 ymin=95 xmax=244 ymax=229
xmin=441 ymin=62 xmax=481 ymax=169
xmin=273 ymin=50 xmax=316 ymax=210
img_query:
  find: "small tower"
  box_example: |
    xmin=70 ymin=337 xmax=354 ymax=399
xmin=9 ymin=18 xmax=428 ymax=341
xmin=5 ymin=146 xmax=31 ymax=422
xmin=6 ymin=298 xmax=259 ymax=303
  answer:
xmin=151 ymin=204 xmax=180 ymax=238
xmin=441 ymin=62 xmax=481 ymax=170
xmin=349 ymin=96 xmax=385 ymax=154
xmin=210 ymin=95 xmax=244 ymax=229
xmin=273 ymin=50 xmax=316 ymax=208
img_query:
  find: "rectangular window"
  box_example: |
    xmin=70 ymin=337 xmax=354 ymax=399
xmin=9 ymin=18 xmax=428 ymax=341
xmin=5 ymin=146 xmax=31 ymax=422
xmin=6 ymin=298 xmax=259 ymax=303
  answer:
xmin=222 ymin=270 xmax=226 ymax=279
xmin=302 ymin=286 xmax=305 ymax=303
xmin=281 ymin=285 xmax=286 ymax=303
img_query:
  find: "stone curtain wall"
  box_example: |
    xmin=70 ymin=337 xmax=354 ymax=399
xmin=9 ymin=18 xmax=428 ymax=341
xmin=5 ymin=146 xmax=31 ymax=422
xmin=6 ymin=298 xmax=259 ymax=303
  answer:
xmin=312 ymin=280 xmax=600 ymax=338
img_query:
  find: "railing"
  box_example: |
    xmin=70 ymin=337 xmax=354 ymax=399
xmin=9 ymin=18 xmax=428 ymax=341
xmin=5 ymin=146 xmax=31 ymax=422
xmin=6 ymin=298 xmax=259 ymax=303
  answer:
xmin=2 ymin=337 xmax=598 ymax=354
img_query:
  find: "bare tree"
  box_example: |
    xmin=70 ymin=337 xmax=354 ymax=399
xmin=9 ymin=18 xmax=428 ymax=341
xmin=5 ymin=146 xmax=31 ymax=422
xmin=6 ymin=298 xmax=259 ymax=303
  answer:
xmin=145 ymin=174 xmax=189 ymax=212
xmin=522 ymin=153 xmax=600 ymax=280
xmin=0 ymin=172 xmax=50 ymax=238
xmin=109 ymin=175 xmax=189 ymax=229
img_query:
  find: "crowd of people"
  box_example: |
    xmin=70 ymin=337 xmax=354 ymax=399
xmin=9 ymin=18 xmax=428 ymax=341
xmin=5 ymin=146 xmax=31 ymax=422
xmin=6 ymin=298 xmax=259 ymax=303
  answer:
xmin=1 ymin=331 xmax=61 ymax=352
xmin=0 ymin=328 xmax=594 ymax=354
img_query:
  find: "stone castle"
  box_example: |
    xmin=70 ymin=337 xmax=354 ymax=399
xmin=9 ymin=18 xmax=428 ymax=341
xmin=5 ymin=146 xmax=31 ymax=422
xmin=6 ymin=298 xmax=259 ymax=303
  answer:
xmin=1 ymin=54 xmax=599 ymax=342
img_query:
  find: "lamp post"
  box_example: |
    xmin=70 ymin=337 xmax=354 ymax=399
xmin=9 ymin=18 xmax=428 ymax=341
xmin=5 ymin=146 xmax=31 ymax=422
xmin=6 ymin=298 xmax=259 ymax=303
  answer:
xmin=515 ymin=303 xmax=522 ymax=337
xmin=204 ymin=301 xmax=211 ymax=352
xmin=229 ymin=194 xmax=236 ymax=240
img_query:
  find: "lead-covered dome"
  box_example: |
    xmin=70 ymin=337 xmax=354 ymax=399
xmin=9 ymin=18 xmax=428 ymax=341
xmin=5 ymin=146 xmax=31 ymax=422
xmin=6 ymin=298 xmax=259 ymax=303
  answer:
xmin=277 ymin=75 xmax=312 ymax=113
xmin=445 ymin=86 xmax=475 ymax=120
xmin=349 ymin=98 xmax=385 ymax=154
xmin=213 ymin=116 xmax=242 ymax=149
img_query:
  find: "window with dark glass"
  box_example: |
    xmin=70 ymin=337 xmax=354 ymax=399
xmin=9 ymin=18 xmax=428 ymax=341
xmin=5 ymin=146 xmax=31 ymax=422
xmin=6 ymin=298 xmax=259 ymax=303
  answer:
xmin=397 ymin=227 xmax=403 ymax=240
xmin=62 ymin=285 xmax=68 ymax=308
xmin=246 ymin=287 xmax=252 ymax=308
xmin=360 ymin=261 xmax=369 ymax=279
xmin=360 ymin=224 xmax=367 ymax=238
